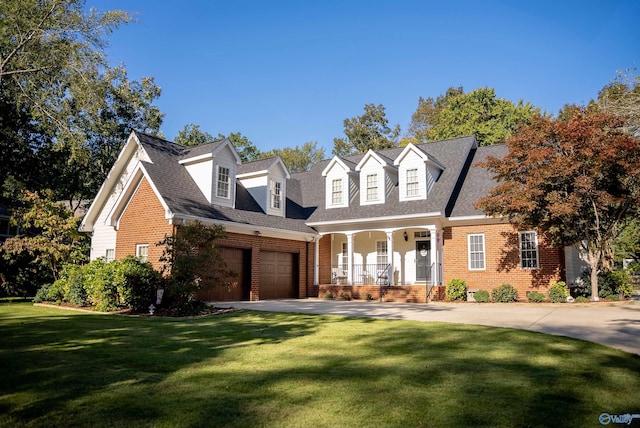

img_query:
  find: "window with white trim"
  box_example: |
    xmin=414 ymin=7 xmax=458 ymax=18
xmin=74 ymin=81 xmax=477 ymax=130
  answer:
xmin=216 ymin=166 xmax=230 ymax=198
xmin=468 ymin=234 xmax=485 ymax=270
xmin=136 ymin=244 xmax=149 ymax=263
xmin=341 ymin=242 xmax=348 ymax=268
xmin=331 ymin=178 xmax=343 ymax=205
xmin=105 ymin=249 xmax=115 ymax=263
xmin=376 ymin=240 xmax=388 ymax=269
xmin=366 ymin=174 xmax=378 ymax=201
xmin=271 ymin=180 xmax=281 ymax=209
xmin=406 ymin=168 xmax=419 ymax=197
xmin=519 ymin=231 xmax=539 ymax=269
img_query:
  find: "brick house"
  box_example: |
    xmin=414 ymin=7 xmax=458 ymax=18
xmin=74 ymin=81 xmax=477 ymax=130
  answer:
xmin=81 ymin=131 xmax=581 ymax=302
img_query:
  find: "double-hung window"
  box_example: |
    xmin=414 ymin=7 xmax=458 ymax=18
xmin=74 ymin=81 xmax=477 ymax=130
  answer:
xmin=341 ymin=242 xmax=348 ymax=268
xmin=406 ymin=168 xmax=419 ymax=197
xmin=216 ymin=166 xmax=230 ymax=198
xmin=271 ymin=180 xmax=281 ymax=209
xmin=331 ymin=179 xmax=343 ymax=205
xmin=366 ymin=174 xmax=378 ymax=201
xmin=136 ymin=244 xmax=149 ymax=263
xmin=105 ymin=249 xmax=115 ymax=263
xmin=376 ymin=240 xmax=388 ymax=270
xmin=468 ymin=234 xmax=485 ymax=270
xmin=519 ymin=231 xmax=539 ymax=269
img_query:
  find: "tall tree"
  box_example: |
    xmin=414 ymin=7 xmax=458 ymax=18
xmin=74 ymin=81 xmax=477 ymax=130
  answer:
xmin=405 ymin=86 xmax=464 ymax=144
xmin=333 ymin=103 xmax=400 ymax=157
xmin=597 ymin=68 xmax=640 ymax=135
xmin=407 ymin=87 xmax=540 ymax=146
xmin=175 ymin=124 xmax=214 ymax=147
xmin=476 ymin=109 xmax=640 ymax=300
xmin=0 ymin=0 xmax=163 ymax=209
xmin=266 ymin=141 xmax=325 ymax=173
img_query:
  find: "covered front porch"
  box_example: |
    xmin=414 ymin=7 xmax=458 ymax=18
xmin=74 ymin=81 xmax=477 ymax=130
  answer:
xmin=313 ymin=226 xmax=445 ymax=303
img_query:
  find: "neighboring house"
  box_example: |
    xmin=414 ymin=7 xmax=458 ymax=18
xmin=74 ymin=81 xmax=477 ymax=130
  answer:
xmin=81 ymin=131 xmax=574 ymax=302
xmin=0 ymin=205 xmax=19 ymax=242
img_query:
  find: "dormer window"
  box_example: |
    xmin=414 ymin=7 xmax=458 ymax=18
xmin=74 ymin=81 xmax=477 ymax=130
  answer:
xmin=366 ymin=174 xmax=379 ymax=201
xmin=216 ymin=166 xmax=230 ymax=198
xmin=271 ymin=180 xmax=282 ymax=209
xmin=406 ymin=168 xmax=419 ymax=197
xmin=331 ymin=178 xmax=343 ymax=205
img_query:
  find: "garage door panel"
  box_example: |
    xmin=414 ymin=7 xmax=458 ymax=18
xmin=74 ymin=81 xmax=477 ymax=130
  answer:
xmin=260 ymin=251 xmax=297 ymax=299
xmin=198 ymin=247 xmax=248 ymax=301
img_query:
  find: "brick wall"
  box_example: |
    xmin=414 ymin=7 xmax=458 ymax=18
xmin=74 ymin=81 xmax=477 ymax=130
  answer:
xmin=115 ymin=177 xmax=174 ymax=271
xmin=443 ymin=223 xmax=565 ymax=299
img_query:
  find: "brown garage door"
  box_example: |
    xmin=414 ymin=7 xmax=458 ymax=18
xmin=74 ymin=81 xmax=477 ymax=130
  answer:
xmin=260 ymin=251 xmax=297 ymax=299
xmin=197 ymin=247 xmax=249 ymax=301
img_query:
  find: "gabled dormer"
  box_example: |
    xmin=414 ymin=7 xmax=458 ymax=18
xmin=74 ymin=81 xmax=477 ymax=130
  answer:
xmin=393 ymin=143 xmax=445 ymax=202
xmin=237 ymin=157 xmax=290 ymax=217
xmin=321 ymin=156 xmax=357 ymax=209
xmin=355 ymin=150 xmax=397 ymax=206
xmin=178 ymin=138 xmax=241 ymax=208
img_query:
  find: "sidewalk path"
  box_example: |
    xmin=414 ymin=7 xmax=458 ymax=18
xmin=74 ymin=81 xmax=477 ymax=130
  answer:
xmin=221 ymin=299 xmax=640 ymax=355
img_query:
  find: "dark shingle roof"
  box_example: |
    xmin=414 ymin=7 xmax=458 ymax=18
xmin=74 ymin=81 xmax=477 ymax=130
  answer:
xmin=135 ymin=132 xmax=315 ymax=234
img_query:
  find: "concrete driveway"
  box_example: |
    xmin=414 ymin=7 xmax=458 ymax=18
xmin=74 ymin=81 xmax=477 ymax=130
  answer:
xmin=221 ymin=299 xmax=640 ymax=355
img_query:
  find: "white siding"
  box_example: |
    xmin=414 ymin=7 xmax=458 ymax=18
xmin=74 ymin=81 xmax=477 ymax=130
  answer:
xmin=184 ymin=160 xmax=213 ymax=203
xmin=90 ymin=150 xmax=143 ymax=260
xmin=565 ymin=245 xmax=589 ymax=287
xmin=398 ymin=151 xmax=427 ymax=201
xmin=359 ymin=157 xmax=385 ymax=206
xmin=211 ymin=147 xmax=237 ymax=208
xmin=325 ymin=167 xmax=349 ymax=209
xmin=239 ymin=175 xmax=268 ymax=213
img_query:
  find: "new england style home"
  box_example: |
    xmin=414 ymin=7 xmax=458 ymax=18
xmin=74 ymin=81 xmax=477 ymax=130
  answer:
xmin=81 ymin=131 xmax=585 ymax=302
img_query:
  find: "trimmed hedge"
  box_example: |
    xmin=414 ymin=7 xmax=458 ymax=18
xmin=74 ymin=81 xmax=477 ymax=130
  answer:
xmin=491 ymin=284 xmax=518 ymax=302
xmin=445 ymin=279 xmax=468 ymax=301
xmin=548 ymin=281 xmax=569 ymax=303
xmin=473 ymin=290 xmax=490 ymax=303
xmin=527 ymin=291 xmax=546 ymax=303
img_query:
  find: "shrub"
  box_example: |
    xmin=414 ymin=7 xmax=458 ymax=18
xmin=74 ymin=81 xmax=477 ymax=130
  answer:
xmin=527 ymin=291 xmax=545 ymax=303
xmin=491 ymin=284 xmax=518 ymax=302
xmin=548 ymin=281 xmax=569 ymax=303
xmin=365 ymin=293 xmax=373 ymax=301
xmin=324 ymin=292 xmax=334 ymax=300
xmin=576 ymin=270 xmax=633 ymax=299
xmin=605 ymin=294 xmax=620 ymax=301
xmin=445 ymin=279 xmax=468 ymax=301
xmin=575 ymin=296 xmax=589 ymax=303
xmin=114 ymin=256 xmax=160 ymax=312
xmin=33 ymin=283 xmax=55 ymax=303
xmin=473 ymin=290 xmax=490 ymax=303
xmin=83 ymin=259 xmax=120 ymax=311
xmin=339 ymin=292 xmax=351 ymax=301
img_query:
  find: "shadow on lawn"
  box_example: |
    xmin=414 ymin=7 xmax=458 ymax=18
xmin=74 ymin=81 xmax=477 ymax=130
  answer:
xmin=1 ymin=305 xmax=639 ymax=427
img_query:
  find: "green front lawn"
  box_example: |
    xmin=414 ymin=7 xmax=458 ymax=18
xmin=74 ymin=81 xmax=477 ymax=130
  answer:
xmin=1 ymin=303 xmax=639 ymax=427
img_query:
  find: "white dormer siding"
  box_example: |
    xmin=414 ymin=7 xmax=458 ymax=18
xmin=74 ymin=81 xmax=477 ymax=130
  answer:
xmin=394 ymin=144 xmax=444 ymax=202
xmin=237 ymin=157 xmax=289 ymax=217
xmin=179 ymin=140 xmax=241 ymax=208
xmin=322 ymin=157 xmax=354 ymax=209
xmin=355 ymin=150 xmax=397 ymax=206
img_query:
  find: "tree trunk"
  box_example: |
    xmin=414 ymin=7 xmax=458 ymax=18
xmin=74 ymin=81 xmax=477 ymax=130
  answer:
xmin=584 ymin=246 xmax=600 ymax=301
xmin=590 ymin=266 xmax=599 ymax=302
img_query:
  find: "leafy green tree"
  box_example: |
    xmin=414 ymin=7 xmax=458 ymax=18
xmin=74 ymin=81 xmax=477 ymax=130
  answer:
xmin=266 ymin=141 xmax=325 ymax=173
xmin=333 ymin=103 xmax=400 ymax=157
xmin=407 ymin=87 xmax=539 ymax=146
xmin=157 ymin=221 xmax=234 ymax=305
xmin=175 ymin=124 xmax=215 ymax=147
xmin=0 ymin=0 xmax=163 ymax=210
xmin=406 ymin=86 xmax=464 ymax=144
xmin=2 ymin=191 xmax=89 ymax=286
xmin=476 ymin=109 xmax=640 ymax=300
xmin=597 ymin=68 xmax=640 ymax=135
xmin=218 ymin=132 xmax=262 ymax=162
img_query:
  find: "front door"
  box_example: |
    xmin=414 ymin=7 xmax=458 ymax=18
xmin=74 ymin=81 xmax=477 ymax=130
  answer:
xmin=416 ymin=241 xmax=430 ymax=281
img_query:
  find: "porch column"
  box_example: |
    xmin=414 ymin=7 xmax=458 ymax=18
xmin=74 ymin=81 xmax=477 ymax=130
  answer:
xmin=427 ymin=225 xmax=438 ymax=286
xmin=314 ymin=238 xmax=319 ymax=286
xmin=346 ymin=232 xmax=354 ymax=286
xmin=386 ymin=231 xmax=394 ymax=285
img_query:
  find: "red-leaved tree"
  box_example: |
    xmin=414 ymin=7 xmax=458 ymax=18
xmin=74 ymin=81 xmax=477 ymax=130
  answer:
xmin=476 ymin=109 xmax=640 ymax=300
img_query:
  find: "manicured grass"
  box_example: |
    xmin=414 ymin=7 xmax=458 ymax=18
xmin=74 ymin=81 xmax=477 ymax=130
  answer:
xmin=1 ymin=303 xmax=639 ymax=427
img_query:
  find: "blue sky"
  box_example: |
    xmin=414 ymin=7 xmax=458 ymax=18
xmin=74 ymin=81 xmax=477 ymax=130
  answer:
xmin=89 ymin=0 xmax=639 ymax=154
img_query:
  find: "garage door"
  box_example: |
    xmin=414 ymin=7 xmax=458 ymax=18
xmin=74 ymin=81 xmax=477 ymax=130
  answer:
xmin=260 ymin=251 xmax=297 ymax=299
xmin=197 ymin=247 xmax=249 ymax=301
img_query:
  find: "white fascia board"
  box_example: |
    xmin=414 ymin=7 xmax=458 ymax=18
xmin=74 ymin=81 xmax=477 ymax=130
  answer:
xmin=170 ymin=213 xmax=317 ymax=242
xmin=322 ymin=157 xmax=352 ymax=176
xmin=80 ymin=132 xmax=141 ymax=232
xmin=270 ymin=157 xmax=291 ymax=179
xmin=306 ymin=211 xmax=442 ymax=227
xmin=178 ymin=153 xmax=213 ymax=165
xmin=237 ymin=169 xmax=269 ymax=179
xmin=212 ymin=139 xmax=242 ymax=165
